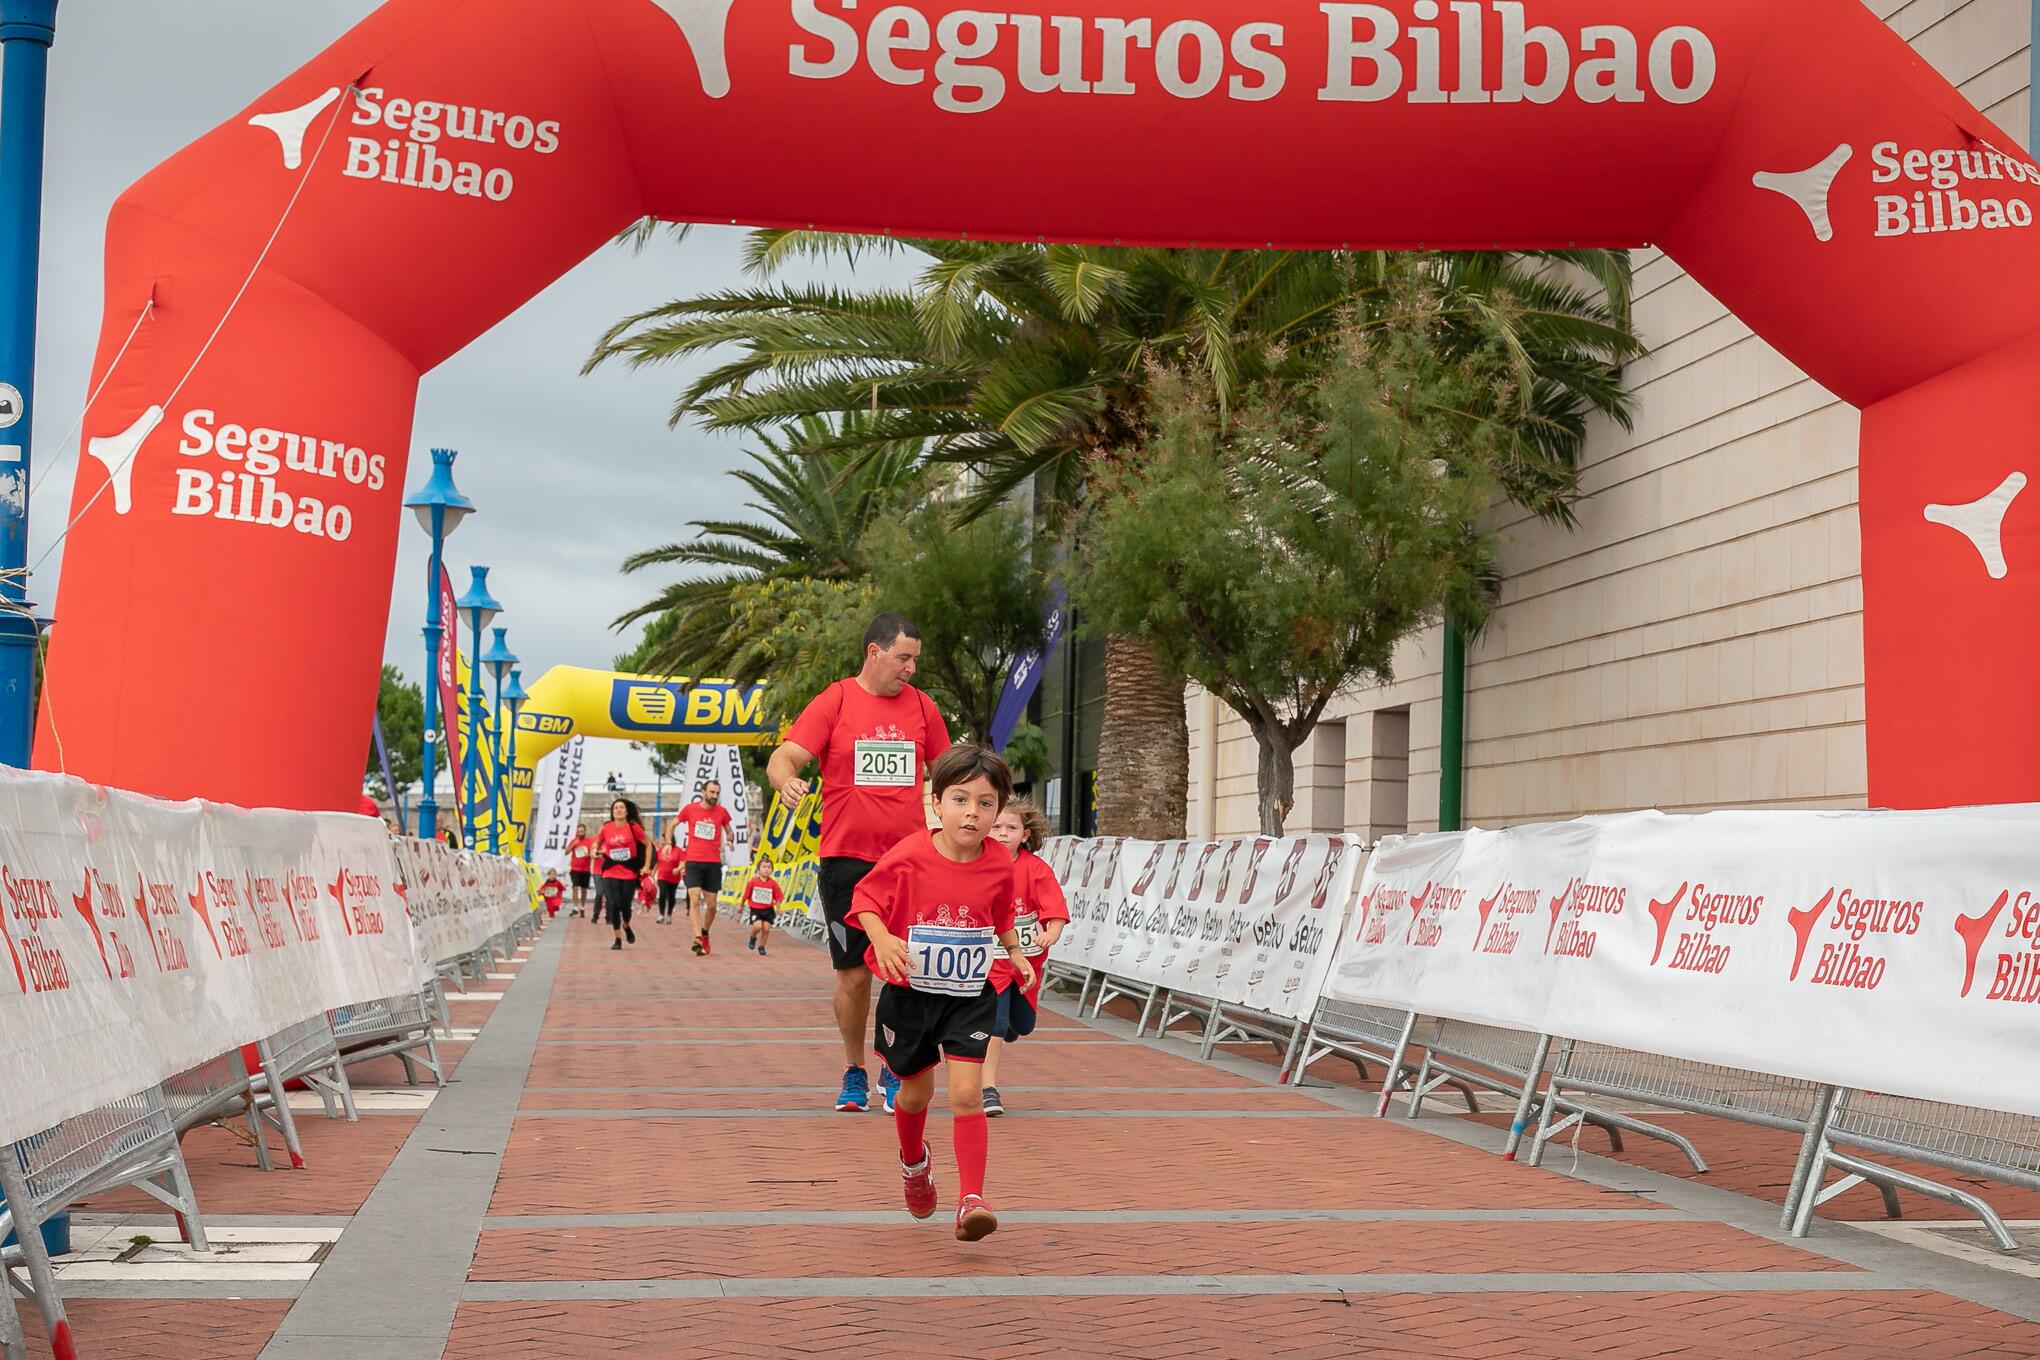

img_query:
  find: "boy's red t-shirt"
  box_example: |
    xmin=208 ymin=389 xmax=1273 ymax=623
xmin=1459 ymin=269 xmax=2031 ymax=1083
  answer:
xmin=636 ymin=874 xmax=657 ymax=904
xmin=679 ymin=801 xmax=732 ymax=863
xmin=567 ymin=837 xmax=594 ymax=871
xmin=851 ymin=832 xmax=1015 ymax=983
xmin=785 ymin=679 xmax=951 ymax=864
xmin=742 ymin=875 xmax=784 ymax=910
xmin=541 ymin=880 xmax=564 ymax=907
xmin=593 ymin=821 xmax=648 ymax=880
xmin=989 ymin=846 xmax=1071 ymax=994
xmin=654 ymin=845 xmax=686 ymax=883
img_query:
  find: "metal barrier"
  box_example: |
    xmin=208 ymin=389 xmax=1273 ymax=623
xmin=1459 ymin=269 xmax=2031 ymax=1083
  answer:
xmin=1788 ymin=1089 xmax=2040 ymax=1251
xmin=1143 ymin=991 xmax=1307 ymax=1077
xmin=247 ymin=1013 xmax=359 ymax=1172
xmin=1524 ymin=1041 xmax=1889 ymax=1192
xmin=0 ymin=1087 xmax=211 ymax=1357
xmin=1288 ymin=1000 xmax=1435 ymax=1103
xmin=1406 ymin=1020 xmax=1584 ymax=1159
xmin=1087 ymin=971 xmax=1166 ymax=1031
xmin=330 ymin=988 xmax=445 ymax=1088
xmin=161 ymin=1052 xmax=258 ymax=1142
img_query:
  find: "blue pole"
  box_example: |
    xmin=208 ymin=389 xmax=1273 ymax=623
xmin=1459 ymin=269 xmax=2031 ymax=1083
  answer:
xmin=465 ymin=609 xmax=483 ymax=851
xmin=489 ymin=668 xmax=503 ymax=854
xmin=418 ymin=504 xmax=445 ymax=842
xmin=0 ymin=1 xmax=57 ymax=769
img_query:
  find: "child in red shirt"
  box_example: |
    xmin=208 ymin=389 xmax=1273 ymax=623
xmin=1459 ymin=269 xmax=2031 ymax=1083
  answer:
xmin=741 ymin=866 xmax=785 ymax=956
xmin=980 ymin=797 xmax=1068 ymax=1117
xmin=851 ymin=744 xmax=1032 ymax=1243
xmin=541 ymin=874 xmax=565 ymax=919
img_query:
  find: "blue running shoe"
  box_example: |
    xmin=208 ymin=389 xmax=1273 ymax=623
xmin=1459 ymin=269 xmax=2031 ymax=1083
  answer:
xmin=836 ymin=1066 xmax=869 ymax=1112
xmin=879 ymin=1065 xmax=900 ymax=1115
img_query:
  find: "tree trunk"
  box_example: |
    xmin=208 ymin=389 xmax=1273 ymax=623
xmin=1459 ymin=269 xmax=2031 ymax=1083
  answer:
xmin=1250 ymin=721 xmax=1295 ymax=836
xmin=1094 ymin=633 xmax=1188 ymax=838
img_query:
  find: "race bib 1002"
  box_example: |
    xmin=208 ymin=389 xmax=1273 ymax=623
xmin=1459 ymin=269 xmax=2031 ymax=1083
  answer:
xmin=854 ymin=739 xmax=916 ymax=788
xmin=906 ymin=922 xmax=994 ymax=997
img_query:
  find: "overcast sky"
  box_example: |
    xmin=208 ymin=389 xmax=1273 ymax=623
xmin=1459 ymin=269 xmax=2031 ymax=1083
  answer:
xmin=18 ymin=2 xmax=894 ymax=787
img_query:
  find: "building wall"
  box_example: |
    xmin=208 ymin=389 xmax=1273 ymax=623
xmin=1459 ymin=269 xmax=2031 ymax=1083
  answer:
xmin=1188 ymin=0 xmax=2032 ymax=840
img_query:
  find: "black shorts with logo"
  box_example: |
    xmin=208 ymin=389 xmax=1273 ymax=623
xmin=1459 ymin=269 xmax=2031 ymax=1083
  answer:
xmin=682 ymin=862 xmax=723 ymax=893
xmin=874 ymin=982 xmax=999 ymax=1077
xmin=819 ymin=857 xmax=878 ymax=971
xmin=569 ymin=869 xmax=592 ymax=890
xmin=748 ymin=907 xmax=777 ymax=924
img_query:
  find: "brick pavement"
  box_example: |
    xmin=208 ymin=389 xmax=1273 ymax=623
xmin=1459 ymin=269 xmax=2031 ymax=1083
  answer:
xmin=19 ymin=913 xmax=2040 ymax=1357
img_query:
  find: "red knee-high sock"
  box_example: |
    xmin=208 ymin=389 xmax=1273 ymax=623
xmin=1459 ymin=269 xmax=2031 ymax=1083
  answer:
xmin=952 ymin=1111 xmax=989 ymax=1199
xmin=896 ymin=1105 xmax=929 ymax=1165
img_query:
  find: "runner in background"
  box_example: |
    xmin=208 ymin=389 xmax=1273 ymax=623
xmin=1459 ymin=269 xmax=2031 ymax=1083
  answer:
xmin=593 ymin=798 xmax=650 ymax=952
xmin=541 ymin=872 xmax=565 ymax=920
xmin=768 ymin=612 xmax=952 ymax=1114
xmin=654 ymin=824 xmax=686 ymax=925
xmin=566 ymin=824 xmax=595 ymax=918
xmin=981 ymin=797 xmax=1067 ymax=1117
xmin=742 ymin=863 xmax=784 ymax=956
xmin=679 ymin=780 xmax=734 ymax=955
xmin=850 ymin=745 xmax=1029 ymax=1242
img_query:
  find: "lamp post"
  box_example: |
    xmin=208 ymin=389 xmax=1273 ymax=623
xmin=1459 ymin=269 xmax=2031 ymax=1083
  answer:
xmin=401 ymin=448 xmax=473 ymax=843
xmin=454 ymin=565 xmax=500 ymax=853
xmin=0 ymin=1 xmax=58 ymax=768
xmin=501 ymin=668 xmax=529 ymax=858
xmin=479 ymin=625 xmax=517 ymax=854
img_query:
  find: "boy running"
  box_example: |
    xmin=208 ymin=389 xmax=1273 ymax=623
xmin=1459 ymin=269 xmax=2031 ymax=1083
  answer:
xmin=850 ymin=744 xmax=1032 ymax=1242
xmin=742 ymin=864 xmax=785 ymax=956
xmin=981 ymin=797 xmax=1067 ymax=1117
xmin=566 ymin=824 xmax=595 ymax=917
xmin=678 ymin=781 xmax=734 ymax=955
xmin=540 ymin=873 xmax=565 ymax=920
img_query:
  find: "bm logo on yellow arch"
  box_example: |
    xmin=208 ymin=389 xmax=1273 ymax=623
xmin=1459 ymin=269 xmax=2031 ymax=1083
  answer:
xmin=606 ymin=678 xmax=770 ymax=736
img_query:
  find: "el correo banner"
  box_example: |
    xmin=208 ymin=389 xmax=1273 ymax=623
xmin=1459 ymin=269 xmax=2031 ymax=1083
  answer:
xmin=0 ymin=768 xmax=525 ymax=1148
xmin=1324 ymin=807 xmax=2040 ymax=1118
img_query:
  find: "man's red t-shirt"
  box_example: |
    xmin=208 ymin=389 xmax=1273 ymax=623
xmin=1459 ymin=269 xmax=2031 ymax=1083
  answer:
xmin=654 ymin=845 xmax=685 ymax=884
xmin=989 ymin=847 xmax=1071 ymax=998
xmin=593 ymin=821 xmax=648 ymax=880
xmin=678 ymin=801 xmax=733 ymax=863
xmin=851 ymin=833 xmax=1015 ymax=986
xmin=785 ymin=679 xmax=951 ymax=864
xmin=567 ymin=837 xmax=594 ymax=872
xmin=742 ymin=875 xmax=785 ymax=910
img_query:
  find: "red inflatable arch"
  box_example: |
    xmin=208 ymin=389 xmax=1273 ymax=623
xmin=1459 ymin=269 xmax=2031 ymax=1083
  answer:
xmin=38 ymin=0 xmax=2040 ymax=813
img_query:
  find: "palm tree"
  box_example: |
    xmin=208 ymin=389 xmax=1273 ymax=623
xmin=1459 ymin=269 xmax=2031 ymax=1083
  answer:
xmin=612 ymin=414 xmax=925 ymax=678
xmin=589 ymin=235 xmax=1641 ymax=838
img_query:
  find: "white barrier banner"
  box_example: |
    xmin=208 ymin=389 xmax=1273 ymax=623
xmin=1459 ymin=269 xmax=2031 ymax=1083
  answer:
xmin=679 ymin=744 xmax=752 ymax=868
xmin=1048 ymin=834 xmax=1360 ymax=1021
xmin=1326 ymin=807 xmax=2040 ymax=1118
xmin=0 ymin=769 xmax=524 ymax=1147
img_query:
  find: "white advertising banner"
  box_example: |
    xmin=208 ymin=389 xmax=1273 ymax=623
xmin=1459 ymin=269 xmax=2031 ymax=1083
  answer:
xmin=1325 ymin=807 xmax=2040 ymax=1118
xmin=680 ymin=744 xmax=752 ymax=868
xmin=1047 ymin=834 xmax=1361 ymax=1021
xmin=526 ymin=735 xmax=586 ymax=871
xmin=0 ymin=769 xmax=528 ymax=1148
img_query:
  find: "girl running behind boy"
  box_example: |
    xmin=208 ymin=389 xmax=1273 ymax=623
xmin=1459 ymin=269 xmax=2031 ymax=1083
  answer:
xmin=654 ymin=824 xmax=687 ymax=925
xmin=981 ymin=797 xmax=1067 ymax=1117
xmin=850 ymin=744 xmax=1033 ymax=1243
xmin=741 ymin=864 xmax=785 ymax=956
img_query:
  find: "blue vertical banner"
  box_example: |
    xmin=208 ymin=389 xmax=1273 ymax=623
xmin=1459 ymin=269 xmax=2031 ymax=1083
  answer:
xmin=988 ymin=584 xmax=1067 ymax=754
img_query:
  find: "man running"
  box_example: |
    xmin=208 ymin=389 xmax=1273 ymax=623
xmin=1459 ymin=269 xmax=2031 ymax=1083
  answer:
xmin=566 ymin=824 xmax=595 ymax=917
xmin=769 ymin=611 xmax=951 ymax=1113
xmin=679 ymin=780 xmax=734 ymax=955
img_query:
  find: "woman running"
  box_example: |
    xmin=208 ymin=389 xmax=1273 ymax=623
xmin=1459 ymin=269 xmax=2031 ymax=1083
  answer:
xmin=592 ymin=798 xmax=651 ymax=951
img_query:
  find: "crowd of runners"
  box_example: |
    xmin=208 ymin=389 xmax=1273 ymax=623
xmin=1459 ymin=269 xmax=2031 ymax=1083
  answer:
xmin=540 ymin=611 xmax=1070 ymax=1243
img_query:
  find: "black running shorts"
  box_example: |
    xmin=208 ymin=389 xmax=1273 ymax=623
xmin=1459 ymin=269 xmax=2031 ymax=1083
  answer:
xmin=570 ymin=869 xmax=592 ymax=890
xmin=819 ymin=856 xmax=878 ymax=971
xmin=682 ymin=862 xmax=723 ymax=893
xmin=748 ymin=907 xmax=777 ymax=924
xmin=874 ymin=982 xmax=998 ymax=1077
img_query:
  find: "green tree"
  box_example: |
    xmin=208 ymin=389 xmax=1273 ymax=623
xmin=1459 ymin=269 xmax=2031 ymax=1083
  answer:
xmin=864 ymin=497 xmax=1054 ymax=742
xmin=589 ymin=235 xmax=1638 ymax=839
xmin=365 ymin=664 xmax=425 ymax=803
xmin=609 ymin=415 xmax=925 ymax=677
xmin=1069 ymin=316 xmax=1507 ymax=835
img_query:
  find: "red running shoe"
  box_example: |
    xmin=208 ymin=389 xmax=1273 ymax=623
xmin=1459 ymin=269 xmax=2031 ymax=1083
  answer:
xmin=954 ymin=1194 xmax=998 ymax=1242
xmin=700 ymin=932 xmax=712 ymax=955
xmin=901 ymin=1147 xmax=937 ymax=1220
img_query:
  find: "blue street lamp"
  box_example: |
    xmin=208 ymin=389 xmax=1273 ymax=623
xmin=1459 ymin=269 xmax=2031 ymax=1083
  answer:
xmin=479 ymin=625 xmax=517 ymax=854
xmin=401 ymin=448 xmax=472 ymax=843
xmin=454 ymin=565 xmax=500 ymax=853
xmin=501 ymin=667 xmax=530 ymax=858
xmin=0 ymin=2 xmax=58 ymax=768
